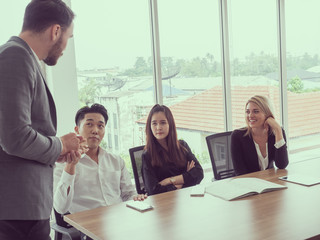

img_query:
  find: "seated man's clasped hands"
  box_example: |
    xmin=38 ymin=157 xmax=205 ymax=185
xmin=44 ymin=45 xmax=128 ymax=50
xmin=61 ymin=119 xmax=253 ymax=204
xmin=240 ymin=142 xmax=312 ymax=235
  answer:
xmin=57 ymin=133 xmax=88 ymax=163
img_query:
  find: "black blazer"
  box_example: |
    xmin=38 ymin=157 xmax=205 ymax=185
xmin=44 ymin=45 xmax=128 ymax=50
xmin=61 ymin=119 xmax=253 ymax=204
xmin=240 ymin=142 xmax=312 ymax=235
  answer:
xmin=231 ymin=128 xmax=289 ymax=176
xmin=141 ymin=140 xmax=204 ymax=195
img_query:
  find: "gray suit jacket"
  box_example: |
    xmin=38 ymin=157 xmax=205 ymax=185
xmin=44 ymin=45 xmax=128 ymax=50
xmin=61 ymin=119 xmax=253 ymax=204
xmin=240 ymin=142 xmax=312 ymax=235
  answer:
xmin=0 ymin=36 xmax=62 ymax=220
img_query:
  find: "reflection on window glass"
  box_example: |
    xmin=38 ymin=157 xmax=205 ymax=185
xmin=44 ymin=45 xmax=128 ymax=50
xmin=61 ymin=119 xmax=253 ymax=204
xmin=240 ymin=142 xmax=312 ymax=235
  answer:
xmin=72 ymin=1 xmax=154 ymax=174
xmin=155 ymin=0 xmax=223 ymax=167
xmin=285 ymin=0 xmax=320 ymax=161
xmin=215 ymin=144 xmax=226 ymax=162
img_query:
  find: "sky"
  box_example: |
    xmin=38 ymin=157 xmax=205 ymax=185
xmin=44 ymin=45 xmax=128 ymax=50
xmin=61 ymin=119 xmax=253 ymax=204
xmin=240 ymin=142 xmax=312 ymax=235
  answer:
xmin=1 ymin=0 xmax=320 ymax=70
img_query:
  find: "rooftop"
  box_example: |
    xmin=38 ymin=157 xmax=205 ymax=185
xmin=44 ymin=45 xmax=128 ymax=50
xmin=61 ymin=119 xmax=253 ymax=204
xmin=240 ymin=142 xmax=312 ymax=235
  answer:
xmin=138 ymin=85 xmax=320 ymax=138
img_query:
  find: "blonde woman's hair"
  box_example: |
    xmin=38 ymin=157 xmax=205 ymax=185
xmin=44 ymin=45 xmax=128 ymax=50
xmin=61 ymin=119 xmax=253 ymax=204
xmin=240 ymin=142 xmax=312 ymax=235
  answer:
xmin=244 ymin=95 xmax=275 ymax=137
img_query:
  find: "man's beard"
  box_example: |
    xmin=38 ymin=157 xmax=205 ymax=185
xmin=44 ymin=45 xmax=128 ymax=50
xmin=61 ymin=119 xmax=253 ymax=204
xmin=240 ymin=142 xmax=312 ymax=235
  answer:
xmin=43 ymin=36 xmax=63 ymax=66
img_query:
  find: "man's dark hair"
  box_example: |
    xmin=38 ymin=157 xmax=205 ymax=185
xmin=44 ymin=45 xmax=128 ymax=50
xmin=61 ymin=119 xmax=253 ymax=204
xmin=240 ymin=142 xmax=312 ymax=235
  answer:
xmin=75 ymin=104 xmax=109 ymax=126
xmin=22 ymin=0 xmax=75 ymax=33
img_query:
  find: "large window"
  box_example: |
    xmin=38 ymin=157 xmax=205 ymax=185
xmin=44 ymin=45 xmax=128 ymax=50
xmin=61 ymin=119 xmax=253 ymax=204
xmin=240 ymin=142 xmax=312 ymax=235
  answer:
xmin=157 ymin=0 xmax=223 ymax=167
xmin=285 ymin=0 xmax=320 ymax=161
xmin=228 ymin=0 xmax=280 ymax=131
xmin=71 ymin=0 xmax=319 ymax=173
xmin=71 ymin=1 xmax=154 ymax=175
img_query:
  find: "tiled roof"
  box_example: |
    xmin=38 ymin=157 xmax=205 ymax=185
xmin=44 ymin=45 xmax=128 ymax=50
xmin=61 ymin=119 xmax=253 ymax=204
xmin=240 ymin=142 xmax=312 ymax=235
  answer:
xmin=138 ymin=86 xmax=320 ymax=138
xmin=170 ymin=85 xmax=278 ymax=132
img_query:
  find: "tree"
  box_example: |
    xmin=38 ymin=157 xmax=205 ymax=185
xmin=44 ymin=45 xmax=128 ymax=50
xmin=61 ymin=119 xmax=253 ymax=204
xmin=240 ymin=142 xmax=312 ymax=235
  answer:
xmin=288 ymin=76 xmax=304 ymax=93
xmin=133 ymin=57 xmax=149 ymax=76
xmin=121 ymin=57 xmax=152 ymax=77
xmin=161 ymin=57 xmax=175 ymax=77
xmin=78 ymin=78 xmax=101 ymax=106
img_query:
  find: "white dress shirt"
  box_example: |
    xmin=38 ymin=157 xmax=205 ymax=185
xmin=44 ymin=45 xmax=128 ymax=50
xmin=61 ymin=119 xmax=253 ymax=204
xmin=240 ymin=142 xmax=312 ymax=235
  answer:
xmin=254 ymin=138 xmax=286 ymax=170
xmin=54 ymin=147 xmax=136 ymax=214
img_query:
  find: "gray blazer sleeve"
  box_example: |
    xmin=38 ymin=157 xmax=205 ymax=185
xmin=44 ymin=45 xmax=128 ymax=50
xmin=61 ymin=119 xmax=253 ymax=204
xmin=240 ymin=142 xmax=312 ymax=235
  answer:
xmin=0 ymin=41 xmax=61 ymax=165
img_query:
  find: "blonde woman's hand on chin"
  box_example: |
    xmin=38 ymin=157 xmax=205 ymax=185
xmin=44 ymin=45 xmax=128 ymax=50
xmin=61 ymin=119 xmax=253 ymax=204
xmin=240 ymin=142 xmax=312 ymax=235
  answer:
xmin=264 ymin=117 xmax=283 ymax=141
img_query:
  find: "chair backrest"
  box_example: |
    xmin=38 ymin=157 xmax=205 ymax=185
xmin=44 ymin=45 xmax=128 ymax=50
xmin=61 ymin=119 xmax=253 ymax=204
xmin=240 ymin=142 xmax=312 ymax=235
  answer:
xmin=52 ymin=209 xmax=81 ymax=240
xmin=54 ymin=209 xmax=73 ymax=228
xmin=129 ymin=145 xmax=146 ymax=194
xmin=206 ymin=131 xmax=235 ymax=180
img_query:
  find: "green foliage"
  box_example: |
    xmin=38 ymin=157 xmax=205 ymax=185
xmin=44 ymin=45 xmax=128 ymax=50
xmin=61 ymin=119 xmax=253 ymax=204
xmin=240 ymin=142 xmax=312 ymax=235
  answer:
xmin=121 ymin=54 xmax=221 ymax=78
xmin=122 ymin=57 xmax=152 ymax=76
xmin=120 ymin=153 xmax=134 ymax=179
xmin=287 ymin=53 xmax=320 ymax=70
xmin=116 ymin=52 xmax=320 ymax=79
xmin=79 ymin=78 xmax=101 ymax=106
xmin=288 ymin=76 xmax=304 ymax=93
xmin=194 ymin=151 xmax=210 ymax=165
xmin=232 ymin=52 xmax=278 ymax=76
xmin=303 ymin=87 xmax=320 ymax=92
xmin=100 ymin=140 xmax=108 ymax=150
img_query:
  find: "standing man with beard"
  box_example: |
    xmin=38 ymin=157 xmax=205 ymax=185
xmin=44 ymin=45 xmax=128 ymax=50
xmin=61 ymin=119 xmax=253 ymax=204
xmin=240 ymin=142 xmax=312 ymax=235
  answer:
xmin=0 ymin=1 xmax=82 ymax=239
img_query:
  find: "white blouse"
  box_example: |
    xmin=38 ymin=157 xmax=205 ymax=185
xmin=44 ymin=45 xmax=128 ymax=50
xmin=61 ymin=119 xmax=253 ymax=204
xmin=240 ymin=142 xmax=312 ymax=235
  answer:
xmin=254 ymin=138 xmax=286 ymax=171
xmin=53 ymin=147 xmax=136 ymax=214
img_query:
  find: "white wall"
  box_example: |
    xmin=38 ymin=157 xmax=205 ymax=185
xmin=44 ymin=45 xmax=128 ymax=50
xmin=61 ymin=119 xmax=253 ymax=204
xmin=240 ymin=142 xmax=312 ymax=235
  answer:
xmin=49 ymin=0 xmax=79 ymax=136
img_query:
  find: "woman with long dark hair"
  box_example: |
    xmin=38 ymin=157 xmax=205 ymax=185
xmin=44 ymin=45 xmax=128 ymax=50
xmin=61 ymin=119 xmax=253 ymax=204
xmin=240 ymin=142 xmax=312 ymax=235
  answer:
xmin=141 ymin=104 xmax=204 ymax=195
xmin=231 ymin=95 xmax=289 ymax=175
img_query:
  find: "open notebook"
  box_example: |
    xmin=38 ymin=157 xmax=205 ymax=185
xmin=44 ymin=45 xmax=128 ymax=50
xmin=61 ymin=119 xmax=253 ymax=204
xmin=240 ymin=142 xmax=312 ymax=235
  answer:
xmin=206 ymin=177 xmax=287 ymax=201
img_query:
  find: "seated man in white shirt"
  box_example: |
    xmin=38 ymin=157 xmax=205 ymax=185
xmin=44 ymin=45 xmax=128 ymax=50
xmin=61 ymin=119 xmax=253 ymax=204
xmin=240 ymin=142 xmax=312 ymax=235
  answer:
xmin=54 ymin=103 xmax=146 ymax=239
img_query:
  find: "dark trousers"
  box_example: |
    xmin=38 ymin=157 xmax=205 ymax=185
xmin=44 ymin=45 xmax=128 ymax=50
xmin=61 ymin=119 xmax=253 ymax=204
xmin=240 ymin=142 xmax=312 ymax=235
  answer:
xmin=0 ymin=219 xmax=51 ymax=240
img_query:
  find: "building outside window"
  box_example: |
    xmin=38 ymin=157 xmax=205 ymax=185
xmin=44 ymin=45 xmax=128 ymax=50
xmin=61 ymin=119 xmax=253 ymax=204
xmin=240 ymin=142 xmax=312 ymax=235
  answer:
xmin=113 ymin=113 xmax=118 ymax=130
xmin=114 ymin=135 xmax=119 ymax=151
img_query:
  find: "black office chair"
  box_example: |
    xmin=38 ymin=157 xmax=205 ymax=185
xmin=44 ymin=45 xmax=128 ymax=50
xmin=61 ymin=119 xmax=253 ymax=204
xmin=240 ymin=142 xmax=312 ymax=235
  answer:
xmin=129 ymin=145 xmax=146 ymax=194
xmin=206 ymin=131 xmax=236 ymax=181
xmin=51 ymin=209 xmax=81 ymax=240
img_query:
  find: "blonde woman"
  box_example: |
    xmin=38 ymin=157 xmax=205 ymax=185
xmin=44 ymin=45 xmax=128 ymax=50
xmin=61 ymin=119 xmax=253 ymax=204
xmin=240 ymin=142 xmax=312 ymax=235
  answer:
xmin=231 ymin=95 xmax=289 ymax=175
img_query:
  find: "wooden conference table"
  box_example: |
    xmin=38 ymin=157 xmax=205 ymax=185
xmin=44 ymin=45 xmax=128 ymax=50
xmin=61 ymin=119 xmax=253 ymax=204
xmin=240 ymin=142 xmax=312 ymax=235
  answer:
xmin=64 ymin=158 xmax=320 ymax=240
